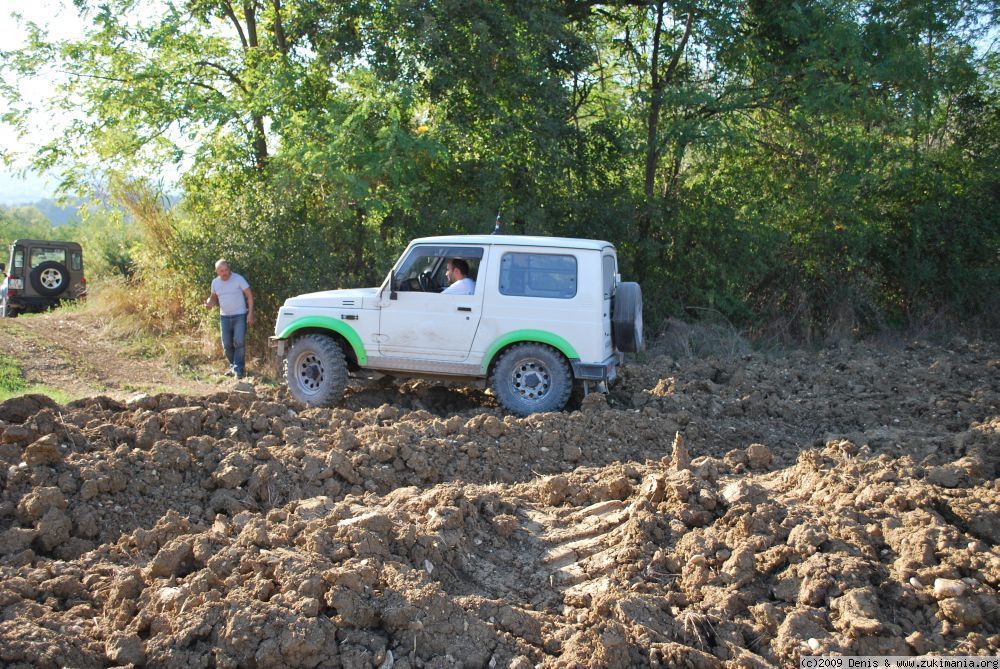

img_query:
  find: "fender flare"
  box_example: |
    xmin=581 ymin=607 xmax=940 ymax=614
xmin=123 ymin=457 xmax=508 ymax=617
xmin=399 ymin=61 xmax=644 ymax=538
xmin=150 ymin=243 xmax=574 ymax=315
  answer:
xmin=481 ymin=330 xmax=579 ymax=374
xmin=277 ymin=316 xmax=368 ymax=365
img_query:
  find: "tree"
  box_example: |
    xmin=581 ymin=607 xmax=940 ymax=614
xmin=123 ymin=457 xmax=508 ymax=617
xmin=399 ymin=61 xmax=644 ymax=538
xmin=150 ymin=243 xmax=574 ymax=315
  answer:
xmin=2 ymin=0 xmax=997 ymax=340
xmin=1 ymin=0 xmax=300 ymax=185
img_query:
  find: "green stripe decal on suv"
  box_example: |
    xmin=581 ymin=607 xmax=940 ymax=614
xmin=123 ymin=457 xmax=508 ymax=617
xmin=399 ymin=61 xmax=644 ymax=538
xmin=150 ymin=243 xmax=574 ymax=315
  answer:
xmin=277 ymin=316 xmax=368 ymax=365
xmin=482 ymin=330 xmax=579 ymax=373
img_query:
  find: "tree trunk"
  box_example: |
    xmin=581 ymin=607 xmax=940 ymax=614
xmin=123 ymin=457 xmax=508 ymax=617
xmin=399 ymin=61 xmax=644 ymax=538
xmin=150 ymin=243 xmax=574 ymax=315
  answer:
xmin=272 ymin=0 xmax=288 ymax=54
xmin=643 ymin=1 xmax=666 ymax=203
xmin=244 ymin=1 xmax=259 ymax=48
xmin=354 ymin=207 xmax=366 ymax=281
xmin=252 ymin=113 xmax=268 ymax=168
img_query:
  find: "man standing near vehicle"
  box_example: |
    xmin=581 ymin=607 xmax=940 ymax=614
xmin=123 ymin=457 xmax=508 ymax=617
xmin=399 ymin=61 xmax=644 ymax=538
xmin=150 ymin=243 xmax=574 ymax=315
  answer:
xmin=205 ymin=259 xmax=254 ymax=379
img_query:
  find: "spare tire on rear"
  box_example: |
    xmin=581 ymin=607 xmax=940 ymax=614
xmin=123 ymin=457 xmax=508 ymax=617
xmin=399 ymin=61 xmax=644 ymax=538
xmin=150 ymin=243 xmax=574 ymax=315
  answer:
xmin=612 ymin=282 xmax=644 ymax=352
xmin=30 ymin=261 xmax=70 ymax=297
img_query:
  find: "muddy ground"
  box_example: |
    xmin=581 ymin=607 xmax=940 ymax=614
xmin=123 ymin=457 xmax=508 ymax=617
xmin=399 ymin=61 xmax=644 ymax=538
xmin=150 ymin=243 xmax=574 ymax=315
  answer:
xmin=0 ymin=330 xmax=997 ymax=668
xmin=0 ymin=309 xmax=225 ymax=399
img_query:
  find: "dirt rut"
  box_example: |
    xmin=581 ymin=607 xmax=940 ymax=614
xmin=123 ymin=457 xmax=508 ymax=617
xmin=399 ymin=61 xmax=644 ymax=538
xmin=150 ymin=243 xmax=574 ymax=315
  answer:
xmin=0 ymin=337 xmax=997 ymax=668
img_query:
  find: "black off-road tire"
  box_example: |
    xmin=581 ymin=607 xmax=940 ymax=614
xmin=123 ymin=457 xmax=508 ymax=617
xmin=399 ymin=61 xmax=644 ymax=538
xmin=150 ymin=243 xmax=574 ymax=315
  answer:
xmin=612 ymin=282 xmax=644 ymax=352
xmin=492 ymin=343 xmax=573 ymax=417
xmin=29 ymin=261 xmax=71 ymax=297
xmin=285 ymin=334 xmax=349 ymax=406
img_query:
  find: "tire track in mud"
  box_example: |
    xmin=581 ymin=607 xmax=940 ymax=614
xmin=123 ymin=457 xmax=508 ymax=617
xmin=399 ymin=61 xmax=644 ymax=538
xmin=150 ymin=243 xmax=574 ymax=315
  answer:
xmin=0 ymin=310 xmax=223 ymax=399
xmin=0 ymin=336 xmax=997 ymax=667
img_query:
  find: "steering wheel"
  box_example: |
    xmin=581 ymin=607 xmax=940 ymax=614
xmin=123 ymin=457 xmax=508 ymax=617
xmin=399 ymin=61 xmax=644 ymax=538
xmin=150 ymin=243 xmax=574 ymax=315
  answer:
xmin=418 ymin=271 xmax=435 ymax=292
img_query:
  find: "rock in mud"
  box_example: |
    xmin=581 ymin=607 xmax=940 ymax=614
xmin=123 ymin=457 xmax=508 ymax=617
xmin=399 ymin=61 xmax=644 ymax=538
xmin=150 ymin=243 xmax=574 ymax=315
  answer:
xmin=106 ymin=631 xmax=145 ymax=665
xmin=0 ymin=337 xmax=998 ymax=667
xmin=23 ymin=433 xmax=63 ymax=466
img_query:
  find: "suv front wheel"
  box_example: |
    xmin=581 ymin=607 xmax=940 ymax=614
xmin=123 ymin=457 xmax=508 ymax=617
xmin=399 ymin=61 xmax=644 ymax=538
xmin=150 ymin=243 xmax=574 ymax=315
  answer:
xmin=286 ymin=334 xmax=349 ymax=406
xmin=492 ymin=343 xmax=573 ymax=417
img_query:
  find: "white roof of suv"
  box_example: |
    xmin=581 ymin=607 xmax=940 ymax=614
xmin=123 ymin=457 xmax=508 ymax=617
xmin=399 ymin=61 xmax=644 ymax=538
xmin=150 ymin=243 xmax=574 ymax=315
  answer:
xmin=410 ymin=234 xmax=614 ymax=251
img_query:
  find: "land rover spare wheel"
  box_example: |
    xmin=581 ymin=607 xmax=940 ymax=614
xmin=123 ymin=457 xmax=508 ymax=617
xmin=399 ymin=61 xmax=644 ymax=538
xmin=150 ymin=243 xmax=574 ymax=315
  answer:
xmin=30 ymin=261 xmax=70 ymax=297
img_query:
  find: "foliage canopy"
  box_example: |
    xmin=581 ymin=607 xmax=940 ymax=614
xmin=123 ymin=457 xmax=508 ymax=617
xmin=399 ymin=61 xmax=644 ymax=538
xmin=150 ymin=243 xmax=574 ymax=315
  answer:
xmin=2 ymin=0 xmax=997 ymax=343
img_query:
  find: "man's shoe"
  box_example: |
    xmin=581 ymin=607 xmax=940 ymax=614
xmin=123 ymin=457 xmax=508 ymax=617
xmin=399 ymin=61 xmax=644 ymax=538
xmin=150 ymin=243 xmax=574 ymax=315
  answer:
xmin=224 ymin=368 xmax=236 ymax=377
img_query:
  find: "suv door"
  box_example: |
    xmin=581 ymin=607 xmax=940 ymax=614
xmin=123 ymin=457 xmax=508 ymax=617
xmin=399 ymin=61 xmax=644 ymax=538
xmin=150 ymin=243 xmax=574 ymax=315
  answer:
xmin=378 ymin=244 xmax=486 ymax=361
xmin=27 ymin=245 xmax=72 ymax=297
xmin=602 ymin=253 xmax=616 ymax=357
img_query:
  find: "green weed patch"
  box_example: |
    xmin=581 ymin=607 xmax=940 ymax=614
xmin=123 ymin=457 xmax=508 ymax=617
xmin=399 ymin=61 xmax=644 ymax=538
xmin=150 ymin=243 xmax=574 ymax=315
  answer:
xmin=0 ymin=353 xmax=75 ymax=404
xmin=0 ymin=353 xmax=28 ymax=393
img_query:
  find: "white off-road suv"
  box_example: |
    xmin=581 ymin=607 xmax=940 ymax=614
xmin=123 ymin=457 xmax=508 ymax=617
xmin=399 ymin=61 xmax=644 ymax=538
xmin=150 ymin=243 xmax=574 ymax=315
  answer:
xmin=271 ymin=235 xmax=643 ymax=416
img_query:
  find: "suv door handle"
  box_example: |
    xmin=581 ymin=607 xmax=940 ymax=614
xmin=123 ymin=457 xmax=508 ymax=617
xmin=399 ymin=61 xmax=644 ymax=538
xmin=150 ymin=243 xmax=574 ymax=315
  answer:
xmin=457 ymin=307 xmax=472 ymax=312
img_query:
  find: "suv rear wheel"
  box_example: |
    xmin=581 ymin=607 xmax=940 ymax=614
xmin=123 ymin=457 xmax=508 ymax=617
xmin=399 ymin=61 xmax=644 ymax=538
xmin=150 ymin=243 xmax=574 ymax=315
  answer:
xmin=492 ymin=343 xmax=573 ymax=416
xmin=286 ymin=334 xmax=349 ymax=406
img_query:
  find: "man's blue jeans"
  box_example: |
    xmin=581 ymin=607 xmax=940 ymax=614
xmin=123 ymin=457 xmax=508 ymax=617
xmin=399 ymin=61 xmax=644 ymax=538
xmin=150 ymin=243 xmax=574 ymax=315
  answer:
xmin=220 ymin=313 xmax=247 ymax=377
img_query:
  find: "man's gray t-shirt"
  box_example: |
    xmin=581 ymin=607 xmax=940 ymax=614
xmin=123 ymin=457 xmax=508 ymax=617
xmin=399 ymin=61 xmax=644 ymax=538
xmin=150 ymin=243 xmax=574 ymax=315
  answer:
xmin=211 ymin=273 xmax=250 ymax=316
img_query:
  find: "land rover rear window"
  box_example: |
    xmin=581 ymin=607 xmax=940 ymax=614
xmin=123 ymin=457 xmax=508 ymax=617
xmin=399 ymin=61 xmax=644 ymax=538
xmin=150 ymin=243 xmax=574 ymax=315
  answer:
xmin=499 ymin=253 xmax=577 ymax=299
xmin=30 ymin=248 xmax=68 ymax=268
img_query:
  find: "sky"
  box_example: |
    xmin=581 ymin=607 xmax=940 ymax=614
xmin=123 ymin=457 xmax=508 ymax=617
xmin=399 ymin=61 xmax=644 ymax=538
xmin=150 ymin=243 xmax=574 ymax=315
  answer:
xmin=0 ymin=0 xmax=79 ymax=205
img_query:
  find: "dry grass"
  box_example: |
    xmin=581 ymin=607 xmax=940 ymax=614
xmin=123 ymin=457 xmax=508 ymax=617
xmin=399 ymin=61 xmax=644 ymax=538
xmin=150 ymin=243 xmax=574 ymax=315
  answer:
xmin=87 ymin=277 xmax=219 ymax=372
xmin=648 ymin=316 xmax=753 ymax=360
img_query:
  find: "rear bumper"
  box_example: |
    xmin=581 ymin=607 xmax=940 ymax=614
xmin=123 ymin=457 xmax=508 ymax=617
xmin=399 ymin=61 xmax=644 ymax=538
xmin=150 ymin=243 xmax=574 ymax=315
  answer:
xmin=572 ymin=352 xmax=623 ymax=382
xmin=6 ymin=296 xmax=73 ymax=310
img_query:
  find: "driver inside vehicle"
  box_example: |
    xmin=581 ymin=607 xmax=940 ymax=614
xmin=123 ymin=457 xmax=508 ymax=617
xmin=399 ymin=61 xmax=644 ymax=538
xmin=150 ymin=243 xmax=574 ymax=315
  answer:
xmin=442 ymin=258 xmax=475 ymax=295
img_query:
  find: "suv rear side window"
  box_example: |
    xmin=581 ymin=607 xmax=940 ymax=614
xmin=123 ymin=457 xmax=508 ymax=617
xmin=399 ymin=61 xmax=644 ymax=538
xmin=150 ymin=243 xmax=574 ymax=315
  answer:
xmin=499 ymin=253 xmax=577 ymax=299
xmin=30 ymin=248 xmax=68 ymax=268
xmin=602 ymin=255 xmax=616 ymax=299
xmin=12 ymin=248 xmax=24 ymax=271
xmin=71 ymin=253 xmax=82 ymax=271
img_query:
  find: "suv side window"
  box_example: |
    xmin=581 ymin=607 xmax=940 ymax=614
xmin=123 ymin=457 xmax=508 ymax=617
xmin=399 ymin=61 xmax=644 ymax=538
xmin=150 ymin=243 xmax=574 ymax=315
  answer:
xmin=499 ymin=253 xmax=577 ymax=299
xmin=30 ymin=247 xmax=68 ymax=268
xmin=602 ymin=255 xmax=616 ymax=299
xmin=12 ymin=248 xmax=24 ymax=271
xmin=394 ymin=245 xmax=484 ymax=292
xmin=71 ymin=253 xmax=83 ymax=271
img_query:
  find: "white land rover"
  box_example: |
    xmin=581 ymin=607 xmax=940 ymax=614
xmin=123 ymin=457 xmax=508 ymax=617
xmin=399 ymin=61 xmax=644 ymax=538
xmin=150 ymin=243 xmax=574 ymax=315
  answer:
xmin=271 ymin=234 xmax=643 ymax=416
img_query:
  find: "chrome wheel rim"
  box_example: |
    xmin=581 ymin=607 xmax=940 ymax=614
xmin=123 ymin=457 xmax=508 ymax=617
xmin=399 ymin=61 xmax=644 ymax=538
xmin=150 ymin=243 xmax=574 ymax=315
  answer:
xmin=510 ymin=358 xmax=551 ymax=401
xmin=293 ymin=351 xmax=325 ymax=396
xmin=40 ymin=268 xmax=63 ymax=290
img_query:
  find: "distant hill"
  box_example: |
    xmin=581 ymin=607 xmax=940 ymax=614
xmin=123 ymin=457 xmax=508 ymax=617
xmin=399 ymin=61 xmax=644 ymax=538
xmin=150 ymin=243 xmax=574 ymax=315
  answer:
xmin=0 ymin=198 xmax=88 ymax=227
xmin=0 ymin=172 xmax=84 ymax=224
xmin=31 ymin=199 xmax=82 ymax=226
xmin=0 ymin=172 xmax=51 ymax=206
